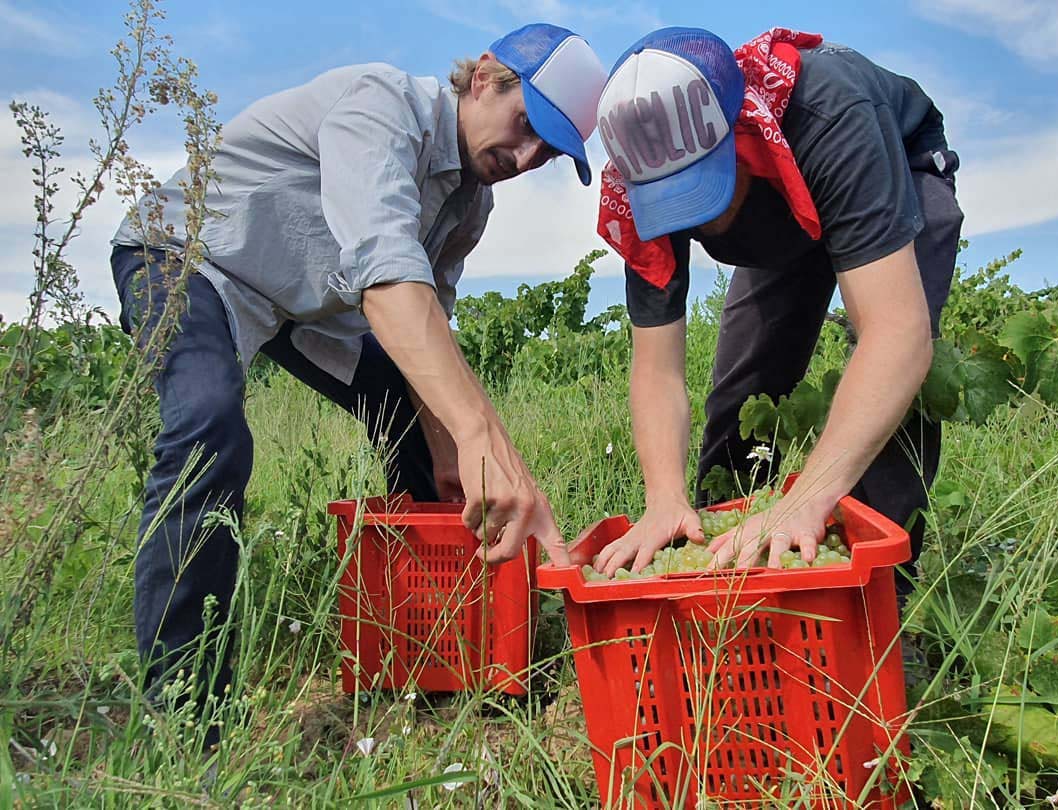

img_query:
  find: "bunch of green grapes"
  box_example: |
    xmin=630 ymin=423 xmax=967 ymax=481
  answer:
xmin=699 ymin=487 xmax=784 ymax=539
xmin=775 ymin=530 xmax=851 ymax=569
xmin=579 ymin=493 xmax=852 ymax=582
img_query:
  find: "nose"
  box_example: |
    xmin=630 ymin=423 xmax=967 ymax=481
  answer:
xmin=513 ymin=137 xmax=549 ymax=174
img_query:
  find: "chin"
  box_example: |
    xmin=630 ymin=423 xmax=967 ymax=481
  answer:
xmin=469 ymin=159 xmax=496 ymax=186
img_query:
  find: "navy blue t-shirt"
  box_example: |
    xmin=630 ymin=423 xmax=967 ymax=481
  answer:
xmin=626 ymin=43 xmax=957 ymax=327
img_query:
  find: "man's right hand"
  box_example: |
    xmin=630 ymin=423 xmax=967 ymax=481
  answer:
xmin=456 ymin=422 xmax=569 ymax=567
xmin=361 ymin=281 xmax=568 ymax=568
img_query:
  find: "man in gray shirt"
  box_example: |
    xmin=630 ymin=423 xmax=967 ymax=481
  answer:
xmin=110 ymin=23 xmax=606 ymax=737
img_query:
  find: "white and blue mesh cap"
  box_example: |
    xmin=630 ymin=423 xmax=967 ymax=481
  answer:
xmin=597 ymin=28 xmax=746 ymax=239
xmin=490 ymin=23 xmax=607 ymax=185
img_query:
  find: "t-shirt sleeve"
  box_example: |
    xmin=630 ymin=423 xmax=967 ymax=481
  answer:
xmin=624 ymin=231 xmax=691 ymax=327
xmin=793 ymin=100 xmax=923 ymax=271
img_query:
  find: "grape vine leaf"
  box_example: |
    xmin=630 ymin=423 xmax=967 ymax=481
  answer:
xmin=955 ymin=330 xmax=1017 ymax=425
xmin=920 ymin=338 xmax=962 ymax=421
xmin=999 ymin=309 xmax=1058 ymax=405
xmin=775 ymin=378 xmax=826 ymax=440
xmin=738 ymin=394 xmax=779 ymax=443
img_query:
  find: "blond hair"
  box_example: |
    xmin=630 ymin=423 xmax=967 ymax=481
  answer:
xmin=449 ymin=57 xmax=521 ymax=96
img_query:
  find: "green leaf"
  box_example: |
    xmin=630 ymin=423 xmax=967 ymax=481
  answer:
xmin=932 ymin=479 xmax=969 ymax=511
xmin=737 ymin=394 xmax=778 ymax=443
xmin=999 ymin=308 xmax=1058 ymax=398
xmin=920 ymin=338 xmax=961 ymax=420
xmin=1018 ymin=606 xmax=1058 ymax=653
xmin=1029 ymin=653 xmax=1058 ymax=702
xmin=775 ymin=378 xmax=825 ymax=441
xmin=913 ymin=732 xmax=1008 ymax=810
xmin=1035 ymin=334 xmax=1058 ymax=406
xmin=979 ymin=687 xmax=1058 ymax=769
xmin=700 ymin=465 xmax=736 ymax=500
xmin=974 ymin=630 xmax=1021 ymax=682
xmin=955 ymin=330 xmax=1016 ymax=425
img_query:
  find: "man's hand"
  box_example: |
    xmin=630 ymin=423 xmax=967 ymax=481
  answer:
xmin=457 ymin=423 xmax=569 ymax=567
xmin=362 ymin=281 xmax=569 ymax=567
xmin=591 ymin=496 xmax=705 ymax=578
xmin=706 ymin=495 xmax=830 ymax=569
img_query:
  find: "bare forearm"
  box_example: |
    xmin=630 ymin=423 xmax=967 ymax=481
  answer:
xmin=630 ymin=360 xmax=692 ymax=507
xmin=361 ymin=281 xmax=496 ymax=441
xmin=793 ymin=328 xmax=932 ymax=513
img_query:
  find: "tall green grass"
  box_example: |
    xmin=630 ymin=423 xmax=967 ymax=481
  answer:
xmin=3 ymin=290 xmax=1057 ymax=808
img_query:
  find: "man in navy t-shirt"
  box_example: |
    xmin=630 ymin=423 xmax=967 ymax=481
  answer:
xmin=591 ymin=28 xmax=963 ymax=590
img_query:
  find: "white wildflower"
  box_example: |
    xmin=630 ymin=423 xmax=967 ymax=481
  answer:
xmin=605 ymin=442 xmax=613 ymax=456
xmin=274 ymin=529 xmax=285 ymax=539
xmin=96 ymin=704 xmax=111 ymax=716
xmin=862 ymin=757 xmax=880 ymax=769
xmin=356 ymin=737 xmax=376 ymax=756
xmin=401 ymin=724 xmax=412 ymax=736
xmin=747 ymin=445 xmax=773 ymax=463
xmin=442 ymin=762 xmax=466 ymax=790
xmin=404 ymin=691 xmax=416 ymax=702
xmin=288 ymin=619 xmax=302 ymax=635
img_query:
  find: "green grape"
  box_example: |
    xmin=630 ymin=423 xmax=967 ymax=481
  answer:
xmin=587 ymin=509 xmax=849 ymax=581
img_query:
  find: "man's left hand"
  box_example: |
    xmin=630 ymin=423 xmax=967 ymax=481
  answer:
xmin=705 ymin=497 xmax=831 ymax=569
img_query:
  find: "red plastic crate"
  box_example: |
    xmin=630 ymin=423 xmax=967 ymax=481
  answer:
xmin=329 ymin=496 xmax=538 ymax=695
xmin=538 ymin=493 xmax=912 ymax=809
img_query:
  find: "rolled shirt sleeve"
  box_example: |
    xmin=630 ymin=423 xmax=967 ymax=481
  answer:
xmin=318 ymin=72 xmax=438 ymax=309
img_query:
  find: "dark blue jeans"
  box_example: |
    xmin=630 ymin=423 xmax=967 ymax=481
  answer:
xmin=111 ymin=246 xmax=437 ymax=704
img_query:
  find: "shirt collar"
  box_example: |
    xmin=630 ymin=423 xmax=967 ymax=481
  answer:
xmin=431 ymin=86 xmax=464 ymax=177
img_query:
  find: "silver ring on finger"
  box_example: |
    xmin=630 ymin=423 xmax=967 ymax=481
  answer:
xmin=772 ymin=531 xmax=792 ymax=544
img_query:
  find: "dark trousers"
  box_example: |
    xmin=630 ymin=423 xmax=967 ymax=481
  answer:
xmin=695 ymin=170 xmax=964 ymax=593
xmin=110 ymin=246 xmax=437 ymax=702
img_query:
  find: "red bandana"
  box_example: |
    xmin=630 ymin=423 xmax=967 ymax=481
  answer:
xmin=597 ymin=28 xmax=824 ymax=289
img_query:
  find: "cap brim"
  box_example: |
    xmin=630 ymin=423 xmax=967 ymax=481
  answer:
xmin=625 ymin=133 xmax=737 ymax=240
xmin=521 ymin=79 xmax=592 ymax=185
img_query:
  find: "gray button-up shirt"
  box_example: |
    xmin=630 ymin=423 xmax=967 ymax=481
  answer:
xmin=113 ymin=64 xmax=493 ymax=383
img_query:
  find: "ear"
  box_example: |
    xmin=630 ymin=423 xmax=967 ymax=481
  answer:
xmin=471 ymin=52 xmax=496 ymax=100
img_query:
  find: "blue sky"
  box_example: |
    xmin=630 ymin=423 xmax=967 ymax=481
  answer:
xmin=1 ymin=0 xmax=1055 ymax=322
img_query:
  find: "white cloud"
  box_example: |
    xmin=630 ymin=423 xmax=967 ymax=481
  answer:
xmin=956 ymin=127 xmax=1058 ymax=237
xmin=911 ymin=0 xmax=1058 ymax=70
xmin=869 ymin=48 xmax=1058 ymax=237
xmin=0 ymin=0 xmax=79 ymax=54
xmin=463 ymin=157 xmax=622 ymax=280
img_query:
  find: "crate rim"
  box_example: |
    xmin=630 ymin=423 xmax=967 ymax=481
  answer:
xmin=537 ymin=492 xmax=910 ymax=602
xmin=328 ymin=494 xmax=467 ymax=527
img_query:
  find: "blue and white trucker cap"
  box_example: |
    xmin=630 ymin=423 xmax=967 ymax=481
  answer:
xmin=597 ymin=28 xmax=745 ymax=239
xmin=490 ymin=23 xmax=607 ymax=185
